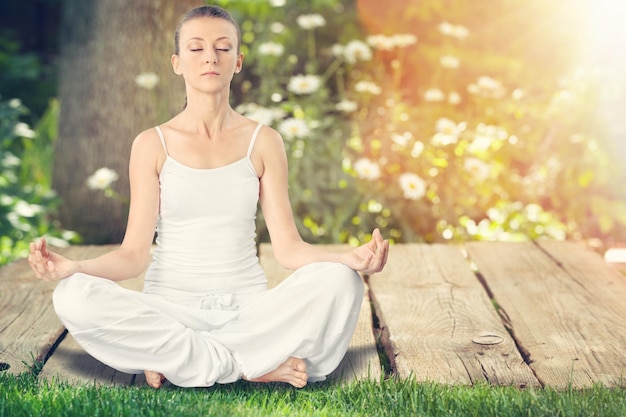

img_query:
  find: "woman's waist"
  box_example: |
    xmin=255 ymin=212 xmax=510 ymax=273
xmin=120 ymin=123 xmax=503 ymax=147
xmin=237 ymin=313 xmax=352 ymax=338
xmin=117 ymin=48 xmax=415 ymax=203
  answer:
xmin=142 ymin=282 xmax=265 ymax=310
xmin=151 ymin=239 xmax=258 ymax=265
xmin=144 ymin=260 xmax=267 ymax=293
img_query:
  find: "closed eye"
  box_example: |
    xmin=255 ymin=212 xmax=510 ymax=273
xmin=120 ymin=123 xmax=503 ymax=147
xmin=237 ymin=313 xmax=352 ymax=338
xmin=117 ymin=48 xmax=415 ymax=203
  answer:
xmin=190 ymin=48 xmax=203 ymax=52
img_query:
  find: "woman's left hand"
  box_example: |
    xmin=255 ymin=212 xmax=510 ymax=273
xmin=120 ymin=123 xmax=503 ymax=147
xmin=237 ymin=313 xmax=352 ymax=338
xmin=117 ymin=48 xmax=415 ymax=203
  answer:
xmin=344 ymin=228 xmax=389 ymax=275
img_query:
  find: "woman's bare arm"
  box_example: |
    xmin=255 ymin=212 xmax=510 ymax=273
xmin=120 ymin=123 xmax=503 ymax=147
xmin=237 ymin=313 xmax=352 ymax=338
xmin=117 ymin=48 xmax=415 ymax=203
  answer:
xmin=29 ymin=129 xmax=163 ymax=282
xmin=256 ymin=126 xmax=388 ymax=274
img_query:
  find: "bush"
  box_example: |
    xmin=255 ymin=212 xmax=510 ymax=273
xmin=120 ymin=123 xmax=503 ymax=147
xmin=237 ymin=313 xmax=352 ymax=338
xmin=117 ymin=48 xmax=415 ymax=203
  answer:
xmin=0 ymin=98 xmax=79 ymax=265
xmin=224 ymin=0 xmax=626 ymax=245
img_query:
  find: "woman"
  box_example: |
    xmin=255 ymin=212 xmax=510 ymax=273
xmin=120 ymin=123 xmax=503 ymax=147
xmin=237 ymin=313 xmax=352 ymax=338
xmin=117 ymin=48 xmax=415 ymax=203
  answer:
xmin=28 ymin=5 xmax=388 ymax=389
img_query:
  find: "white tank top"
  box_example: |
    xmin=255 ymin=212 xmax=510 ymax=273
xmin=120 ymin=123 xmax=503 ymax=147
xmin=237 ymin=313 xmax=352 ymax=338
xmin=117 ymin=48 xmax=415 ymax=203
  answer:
xmin=143 ymin=123 xmax=267 ymax=300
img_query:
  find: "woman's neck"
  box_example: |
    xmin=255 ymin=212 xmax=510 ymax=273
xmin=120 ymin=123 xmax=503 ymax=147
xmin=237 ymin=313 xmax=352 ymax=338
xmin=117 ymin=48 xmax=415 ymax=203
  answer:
xmin=182 ymin=91 xmax=236 ymax=137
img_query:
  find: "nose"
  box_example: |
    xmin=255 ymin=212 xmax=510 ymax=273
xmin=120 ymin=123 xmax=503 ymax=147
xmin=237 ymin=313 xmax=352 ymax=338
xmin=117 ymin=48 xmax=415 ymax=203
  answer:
xmin=205 ymin=50 xmax=218 ymax=64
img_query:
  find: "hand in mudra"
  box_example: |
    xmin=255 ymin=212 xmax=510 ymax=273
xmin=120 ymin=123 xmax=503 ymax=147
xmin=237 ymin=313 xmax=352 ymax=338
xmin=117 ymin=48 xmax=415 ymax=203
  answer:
xmin=345 ymin=229 xmax=389 ymax=275
xmin=28 ymin=238 xmax=74 ymax=281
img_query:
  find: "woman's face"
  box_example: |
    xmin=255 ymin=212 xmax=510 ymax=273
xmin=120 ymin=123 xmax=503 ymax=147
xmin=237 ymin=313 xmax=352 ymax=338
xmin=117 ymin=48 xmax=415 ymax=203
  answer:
xmin=172 ymin=17 xmax=243 ymax=93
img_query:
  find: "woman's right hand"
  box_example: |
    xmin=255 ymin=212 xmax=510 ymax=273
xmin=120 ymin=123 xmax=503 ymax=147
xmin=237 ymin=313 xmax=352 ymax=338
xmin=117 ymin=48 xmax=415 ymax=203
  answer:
xmin=28 ymin=238 xmax=76 ymax=281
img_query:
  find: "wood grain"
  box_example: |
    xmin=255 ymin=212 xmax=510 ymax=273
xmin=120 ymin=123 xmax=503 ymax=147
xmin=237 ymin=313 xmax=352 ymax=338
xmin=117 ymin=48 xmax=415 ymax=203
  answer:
xmin=466 ymin=241 xmax=626 ymax=388
xmin=38 ymin=333 xmax=137 ymax=385
xmin=38 ymin=273 xmax=145 ymax=385
xmin=368 ymin=244 xmax=539 ymax=387
xmin=0 ymin=245 xmax=117 ymax=375
xmin=4 ymin=242 xmax=625 ymax=388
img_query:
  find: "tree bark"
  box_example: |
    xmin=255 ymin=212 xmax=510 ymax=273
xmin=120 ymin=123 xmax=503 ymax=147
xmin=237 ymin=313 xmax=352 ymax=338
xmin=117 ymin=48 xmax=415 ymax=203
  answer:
xmin=54 ymin=0 xmax=200 ymax=243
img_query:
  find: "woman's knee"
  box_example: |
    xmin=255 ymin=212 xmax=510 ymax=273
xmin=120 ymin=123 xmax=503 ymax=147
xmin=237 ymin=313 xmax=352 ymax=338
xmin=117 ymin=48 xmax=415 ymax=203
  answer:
xmin=316 ymin=262 xmax=365 ymax=301
xmin=52 ymin=274 xmax=106 ymax=328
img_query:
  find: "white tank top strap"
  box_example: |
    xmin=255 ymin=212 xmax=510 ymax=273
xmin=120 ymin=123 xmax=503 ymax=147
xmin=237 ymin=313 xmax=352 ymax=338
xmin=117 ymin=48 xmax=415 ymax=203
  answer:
xmin=154 ymin=126 xmax=169 ymax=156
xmin=246 ymin=123 xmax=263 ymax=158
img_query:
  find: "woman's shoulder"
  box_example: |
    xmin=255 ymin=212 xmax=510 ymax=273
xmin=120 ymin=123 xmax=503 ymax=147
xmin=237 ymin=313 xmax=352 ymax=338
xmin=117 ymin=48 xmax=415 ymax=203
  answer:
xmin=131 ymin=126 xmax=163 ymax=153
xmin=238 ymin=117 xmax=281 ymax=145
xmin=129 ymin=127 xmax=167 ymax=173
xmin=253 ymin=123 xmax=285 ymax=157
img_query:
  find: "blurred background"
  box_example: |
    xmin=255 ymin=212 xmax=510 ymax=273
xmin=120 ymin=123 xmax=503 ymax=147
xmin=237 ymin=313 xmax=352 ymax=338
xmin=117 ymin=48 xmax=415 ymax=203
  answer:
xmin=1 ymin=0 xmax=625 ymax=265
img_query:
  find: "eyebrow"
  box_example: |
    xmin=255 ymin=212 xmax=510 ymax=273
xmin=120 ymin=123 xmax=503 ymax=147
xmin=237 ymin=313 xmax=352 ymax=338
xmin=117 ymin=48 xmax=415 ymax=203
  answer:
xmin=186 ymin=36 xmax=234 ymax=43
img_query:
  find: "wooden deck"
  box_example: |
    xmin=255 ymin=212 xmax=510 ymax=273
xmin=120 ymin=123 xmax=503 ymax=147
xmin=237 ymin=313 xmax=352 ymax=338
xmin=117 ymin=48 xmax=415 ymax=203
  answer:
xmin=0 ymin=242 xmax=624 ymax=389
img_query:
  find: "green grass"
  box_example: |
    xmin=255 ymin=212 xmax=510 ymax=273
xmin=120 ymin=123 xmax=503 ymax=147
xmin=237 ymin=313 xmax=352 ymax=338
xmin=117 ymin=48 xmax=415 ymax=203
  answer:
xmin=1 ymin=372 xmax=625 ymax=417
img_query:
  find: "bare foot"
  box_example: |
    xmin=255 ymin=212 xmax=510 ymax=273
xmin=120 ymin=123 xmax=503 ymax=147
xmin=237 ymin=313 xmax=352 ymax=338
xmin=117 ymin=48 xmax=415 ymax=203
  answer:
xmin=245 ymin=357 xmax=308 ymax=388
xmin=144 ymin=370 xmax=166 ymax=389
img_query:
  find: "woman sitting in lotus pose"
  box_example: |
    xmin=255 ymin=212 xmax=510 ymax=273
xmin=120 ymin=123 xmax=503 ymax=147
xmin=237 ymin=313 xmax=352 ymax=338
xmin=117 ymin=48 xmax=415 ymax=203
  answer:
xmin=29 ymin=5 xmax=388 ymax=389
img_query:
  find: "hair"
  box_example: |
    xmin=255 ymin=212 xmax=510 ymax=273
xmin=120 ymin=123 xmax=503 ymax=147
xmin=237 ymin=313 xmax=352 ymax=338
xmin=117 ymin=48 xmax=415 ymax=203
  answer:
xmin=174 ymin=5 xmax=241 ymax=55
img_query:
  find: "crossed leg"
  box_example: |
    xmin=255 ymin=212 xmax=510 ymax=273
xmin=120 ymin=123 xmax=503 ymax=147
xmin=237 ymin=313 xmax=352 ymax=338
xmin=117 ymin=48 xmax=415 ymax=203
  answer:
xmin=144 ymin=356 xmax=308 ymax=389
xmin=244 ymin=357 xmax=308 ymax=388
xmin=145 ymin=370 xmax=167 ymax=388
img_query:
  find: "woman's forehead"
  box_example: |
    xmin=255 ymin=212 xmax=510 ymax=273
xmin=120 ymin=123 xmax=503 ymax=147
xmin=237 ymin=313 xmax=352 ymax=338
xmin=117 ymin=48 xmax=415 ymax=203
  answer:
xmin=180 ymin=17 xmax=237 ymax=42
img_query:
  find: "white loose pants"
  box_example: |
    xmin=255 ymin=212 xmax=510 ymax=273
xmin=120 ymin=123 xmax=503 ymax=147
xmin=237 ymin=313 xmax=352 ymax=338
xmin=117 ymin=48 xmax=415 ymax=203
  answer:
xmin=52 ymin=262 xmax=364 ymax=387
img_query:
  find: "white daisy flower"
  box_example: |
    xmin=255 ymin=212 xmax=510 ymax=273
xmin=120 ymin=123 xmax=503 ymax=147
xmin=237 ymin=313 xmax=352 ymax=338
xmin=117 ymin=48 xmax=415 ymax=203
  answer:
xmin=464 ymin=157 xmax=491 ymax=180
xmin=135 ymin=72 xmax=159 ymax=90
xmin=366 ymin=34 xmax=396 ymax=51
xmin=14 ymin=122 xmax=35 ymax=138
xmin=391 ymin=132 xmax=413 ymax=147
xmin=391 ymin=34 xmax=417 ymax=47
xmin=468 ymin=76 xmax=505 ymax=98
xmin=424 ymin=88 xmax=445 ymax=102
xmin=354 ymin=80 xmax=382 ymax=95
xmin=258 ymin=42 xmax=284 ymax=56
xmin=399 ymin=173 xmax=426 ymax=200
xmin=436 ymin=118 xmax=460 ymax=135
xmin=8 ymin=98 xmax=22 ymax=109
xmin=431 ymin=118 xmax=461 ymax=146
xmin=431 ymin=132 xmax=458 ymax=146
xmin=354 ymin=158 xmax=381 ymax=180
xmin=288 ymin=74 xmax=322 ymax=94
xmin=270 ymin=22 xmax=285 ymax=33
xmin=246 ymin=107 xmax=276 ymax=125
xmin=331 ymin=43 xmax=345 ymax=57
xmin=86 ymin=167 xmax=119 ymax=190
xmin=336 ymin=99 xmax=358 ymax=112
xmin=438 ymin=22 xmax=469 ymax=40
xmin=296 ymin=14 xmax=326 ymax=30
xmin=448 ymin=91 xmax=462 ymax=105
xmin=14 ymin=201 xmax=43 ymax=217
xmin=411 ymin=141 xmax=424 ymax=158
xmin=278 ymin=118 xmax=310 ymax=140
xmin=343 ymin=40 xmax=372 ymax=64
xmin=440 ymin=55 xmax=460 ymax=69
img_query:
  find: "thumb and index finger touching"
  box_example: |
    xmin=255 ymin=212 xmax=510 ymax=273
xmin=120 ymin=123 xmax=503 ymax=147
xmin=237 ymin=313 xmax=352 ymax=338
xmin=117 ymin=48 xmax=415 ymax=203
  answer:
xmin=29 ymin=237 xmax=56 ymax=279
xmin=362 ymin=228 xmax=390 ymax=274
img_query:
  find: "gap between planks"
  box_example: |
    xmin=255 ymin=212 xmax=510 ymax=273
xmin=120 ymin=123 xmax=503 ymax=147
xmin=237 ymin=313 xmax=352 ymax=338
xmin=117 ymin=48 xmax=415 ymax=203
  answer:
xmin=465 ymin=241 xmax=626 ymax=389
xmin=367 ymin=243 xmax=539 ymax=388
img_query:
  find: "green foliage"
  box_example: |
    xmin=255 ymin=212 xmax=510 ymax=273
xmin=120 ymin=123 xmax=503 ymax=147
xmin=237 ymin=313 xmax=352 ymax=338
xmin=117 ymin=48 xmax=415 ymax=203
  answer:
xmin=0 ymin=34 xmax=57 ymax=118
xmin=1 ymin=372 xmax=625 ymax=417
xmin=223 ymin=0 xmax=394 ymax=245
xmin=223 ymin=0 xmax=626 ymax=244
xmin=0 ymin=98 xmax=79 ymax=265
xmin=345 ymin=1 xmax=626 ymax=243
xmin=3 ymin=0 xmax=624 ymax=250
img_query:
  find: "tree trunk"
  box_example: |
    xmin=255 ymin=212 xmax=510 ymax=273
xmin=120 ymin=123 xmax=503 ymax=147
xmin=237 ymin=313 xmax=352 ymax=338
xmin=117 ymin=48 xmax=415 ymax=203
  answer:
xmin=54 ymin=0 xmax=200 ymax=243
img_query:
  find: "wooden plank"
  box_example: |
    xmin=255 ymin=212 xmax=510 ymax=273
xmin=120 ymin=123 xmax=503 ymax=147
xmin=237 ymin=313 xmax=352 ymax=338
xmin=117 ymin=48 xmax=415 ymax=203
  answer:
xmin=466 ymin=241 xmax=626 ymax=389
xmin=368 ymin=244 xmax=539 ymax=387
xmin=538 ymin=241 xmax=626 ymax=306
xmin=38 ymin=274 xmax=145 ymax=385
xmin=38 ymin=333 xmax=138 ymax=385
xmin=0 ymin=245 xmax=117 ymax=375
xmin=258 ymin=243 xmax=383 ymax=382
